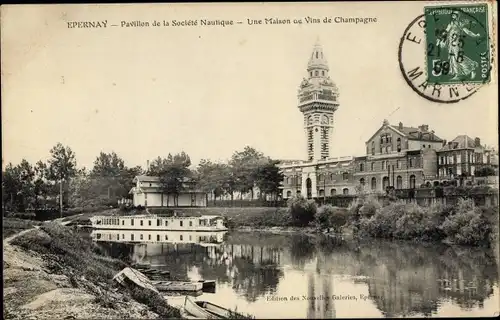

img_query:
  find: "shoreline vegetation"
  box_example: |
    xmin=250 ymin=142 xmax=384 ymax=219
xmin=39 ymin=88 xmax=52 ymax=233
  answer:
xmin=223 ymin=192 xmax=499 ymax=247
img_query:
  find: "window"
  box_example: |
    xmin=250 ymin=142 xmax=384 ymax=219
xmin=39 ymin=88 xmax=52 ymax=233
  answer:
xmin=371 ymin=142 xmax=375 ymax=155
xmin=315 ymin=71 xmax=318 ymax=76
xmin=286 ymin=190 xmax=292 ymax=198
xmin=316 ymin=52 xmax=319 ymax=59
xmin=157 ymin=235 xmax=160 ymax=241
xmin=140 ymin=220 xmax=143 ymax=226
xmin=371 ymin=177 xmax=377 ymax=190
xmin=140 ymin=234 xmax=143 ymax=240
xmin=409 ymin=159 xmax=413 ymax=168
xmin=360 ymin=163 xmax=364 ymax=172
xmin=360 ymin=178 xmax=365 ymax=186
xmin=371 ymin=163 xmax=375 ymax=171
xmin=189 ymin=221 xmax=193 ymax=227
xmin=383 ymin=177 xmax=390 ymax=190
xmin=131 ymin=234 xmax=134 ymax=241
xmin=409 ymin=175 xmax=416 ymax=189
xmin=343 ymin=188 xmax=349 ymax=195
xmin=310 ymin=71 xmax=313 ymax=77
xmin=131 ymin=219 xmax=134 ymax=226
xmin=157 ymin=219 xmax=161 ymax=226
xmin=148 ymin=235 xmax=151 ymax=240
xmin=385 ymin=146 xmax=390 ymax=154
xmin=382 ymin=161 xmax=386 ymax=170
xmin=396 ymin=176 xmax=403 ymax=189
xmin=396 ymin=160 xmax=400 ymax=169
xmin=180 ymin=221 xmax=183 ymax=227
xmin=148 ymin=220 xmax=151 ymax=226
xmin=397 ymin=138 xmax=401 ymax=152
xmin=165 ymin=235 xmax=168 ymax=240
xmin=322 ymin=71 xmax=325 ymax=76
xmin=319 ymin=189 xmax=325 ymax=197
xmin=180 ymin=235 xmax=183 ymax=241
xmin=122 ymin=220 xmax=125 ymax=225
xmin=342 ymin=172 xmax=348 ymax=180
xmin=330 ymin=189 xmax=337 ymax=196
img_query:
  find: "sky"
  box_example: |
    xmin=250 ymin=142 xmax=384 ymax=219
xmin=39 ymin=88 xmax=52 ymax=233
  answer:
xmin=2 ymin=2 xmax=498 ymax=170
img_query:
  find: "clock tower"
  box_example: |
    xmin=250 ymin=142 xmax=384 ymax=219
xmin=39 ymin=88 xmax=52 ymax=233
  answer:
xmin=298 ymin=39 xmax=339 ymax=161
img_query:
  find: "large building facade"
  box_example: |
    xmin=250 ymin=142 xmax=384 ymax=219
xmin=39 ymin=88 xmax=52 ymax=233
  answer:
xmin=279 ymin=41 xmax=498 ymax=200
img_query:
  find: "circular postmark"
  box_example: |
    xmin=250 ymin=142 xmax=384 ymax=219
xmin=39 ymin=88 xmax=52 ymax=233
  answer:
xmin=398 ymin=5 xmax=492 ymax=103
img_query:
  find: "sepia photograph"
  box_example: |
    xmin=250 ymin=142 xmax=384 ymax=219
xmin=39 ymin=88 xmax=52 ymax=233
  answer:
xmin=2 ymin=2 xmax=499 ymax=319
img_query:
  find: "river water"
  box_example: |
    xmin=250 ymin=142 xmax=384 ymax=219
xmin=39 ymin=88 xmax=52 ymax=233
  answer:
xmin=91 ymin=229 xmax=499 ymax=318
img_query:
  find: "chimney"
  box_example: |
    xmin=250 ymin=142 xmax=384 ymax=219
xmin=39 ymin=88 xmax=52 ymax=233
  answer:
xmin=442 ymin=139 xmax=447 ymax=146
xmin=419 ymin=124 xmax=429 ymax=132
xmin=474 ymin=137 xmax=481 ymax=147
xmin=398 ymin=122 xmax=403 ymax=130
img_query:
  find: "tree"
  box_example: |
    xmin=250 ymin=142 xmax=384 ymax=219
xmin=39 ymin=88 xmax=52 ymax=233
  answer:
xmin=46 ymin=143 xmax=78 ymax=216
xmin=2 ymin=163 xmax=21 ymax=212
xmin=288 ymin=196 xmax=317 ymax=227
xmin=154 ymin=152 xmax=192 ymax=207
xmin=254 ymin=159 xmax=284 ymax=201
xmin=474 ymin=166 xmax=497 ymax=177
xmin=230 ymin=146 xmax=266 ymax=199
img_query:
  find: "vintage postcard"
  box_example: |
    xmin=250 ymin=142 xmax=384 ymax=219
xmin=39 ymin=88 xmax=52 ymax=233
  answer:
xmin=2 ymin=1 xmax=499 ymax=319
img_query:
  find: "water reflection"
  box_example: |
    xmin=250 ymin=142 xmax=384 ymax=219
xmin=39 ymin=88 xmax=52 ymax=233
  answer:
xmin=93 ymin=229 xmax=499 ymax=318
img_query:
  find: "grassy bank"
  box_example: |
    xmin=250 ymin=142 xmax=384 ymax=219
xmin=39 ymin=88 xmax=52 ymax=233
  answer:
xmin=4 ymin=222 xmax=181 ymax=319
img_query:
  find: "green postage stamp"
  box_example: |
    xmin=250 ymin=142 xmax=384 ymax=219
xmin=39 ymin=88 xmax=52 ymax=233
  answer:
xmin=424 ymin=4 xmax=490 ymax=85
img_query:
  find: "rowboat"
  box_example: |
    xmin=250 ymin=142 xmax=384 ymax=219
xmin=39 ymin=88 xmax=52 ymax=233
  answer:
xmin=113 ymin=267 xmax=159 ymax=293
xmin=152 ymin=280 xmax=203 ymax=292
xmin=183 ymin=296 xmax=246 ymax=319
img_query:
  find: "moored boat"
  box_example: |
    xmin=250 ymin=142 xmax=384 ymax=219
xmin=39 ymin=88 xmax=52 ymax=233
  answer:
xmin=152 ymin=280 xmax=203 ymax=292
xmin=183 ymin=296 xmax=247 ymax=319
xmin=90 ymin=214 xmax=227 ymax=231
xmin=113 ymin=267 xmax=159 ymax=293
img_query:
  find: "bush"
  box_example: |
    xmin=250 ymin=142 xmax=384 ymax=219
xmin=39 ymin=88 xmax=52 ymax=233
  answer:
xmin=441 ymin=199 xmax=492 ymax=246
xmin=393 ymin=203 xmax=442 ymax=241
xmin=359 ymin=202 xmax=406 ymax=238
xmin=315 ymin=205 xmax=348 ymax=233
xmin=287 ymin=196 xmax=317 ymax=227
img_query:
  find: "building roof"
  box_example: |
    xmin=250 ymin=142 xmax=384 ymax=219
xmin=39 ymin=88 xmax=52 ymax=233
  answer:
xmin=390 ymin=125 xmax=444 ymax=142
xmin=438 ymin=135 xmax=480 ymax=151
xmin=134 ymin=175 xmax=193 ymax=183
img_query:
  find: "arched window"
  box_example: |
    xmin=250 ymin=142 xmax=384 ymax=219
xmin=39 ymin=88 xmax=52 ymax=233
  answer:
xmin=343 ymin=188 xmax=349 ymax=195
xmin=316 ymin=51 xmax=319 ymax=59
xmin=396 ymin=176 xmax=403 ymax=189
xmin=315 ymin=70 xmax=319 ymax=76
xmin=360 ymin=163 xmax=364 ymax=172
xmin=330 ymin=173 xmax=335 ymax=180
xmin=385 ymin=146 xmax=390 ymax=154
xmin=371 ymin=177 xmax=377 ymax=190
xmin=310 ymin=71 xmax=313 ymax=77
xmin=397 ymin=138 xmax=401 ymax=152
xmin=360 ymin=178 xmax=365 ymax=186
xmin=286 ymin=190 xmax=292 ymax=198
xmin=319 ymin=189 xmax=325 ymax=197
xmin=409 ymin=175 xmax=416 ymax=189
xmin=382 ymin=177 xmax=390 ymax=190
xmin=330 ymin=189 xmax=337 ymax=196
xmin=342 ymin=172 xmax=349 ymax=180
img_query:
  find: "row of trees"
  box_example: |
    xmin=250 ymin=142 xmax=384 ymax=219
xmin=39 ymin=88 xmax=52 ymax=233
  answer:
xmin=2 ymin=143 xmax=284 ymax=213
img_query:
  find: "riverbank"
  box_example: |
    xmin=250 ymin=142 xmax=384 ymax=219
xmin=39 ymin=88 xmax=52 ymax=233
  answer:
xmin=3 ymin=221 xmax=182 ymax=320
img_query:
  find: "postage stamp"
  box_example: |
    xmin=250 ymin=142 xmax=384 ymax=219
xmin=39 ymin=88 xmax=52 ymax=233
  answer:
xmin=424 ymin=4 xmax=490 ymax=85
xmin=398 ymin=2 xmax=493 ymax=104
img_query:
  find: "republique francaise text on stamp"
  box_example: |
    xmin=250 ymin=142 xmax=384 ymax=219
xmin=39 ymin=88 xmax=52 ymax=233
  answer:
xmin=398 ymin=3 xmax=492 ymax=104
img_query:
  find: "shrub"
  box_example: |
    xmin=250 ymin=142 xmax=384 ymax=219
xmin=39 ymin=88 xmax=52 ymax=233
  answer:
xmin=360 ymin=201 xmax=406 ymax=238
xmin=441 ymin=199 xmax=492 ymax=246
xmin=315 ymin=205 xmax=348 ymax=233
xmin=287 ymin=196 xmax=317 ymax=227
xmin=393 ymin=203 xmax=442 ymax=241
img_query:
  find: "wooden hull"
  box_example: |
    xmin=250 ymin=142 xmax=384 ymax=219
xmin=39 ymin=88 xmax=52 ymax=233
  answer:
xmin=153 ymin=281 xmax=203 ymax=292
xmin=113 ymin=267 xmax=159 ymax=293
xmin=183 ymin=296 xmax=225 ymax=319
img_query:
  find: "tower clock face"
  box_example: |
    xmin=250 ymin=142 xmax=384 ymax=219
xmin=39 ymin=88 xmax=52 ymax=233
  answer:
xmin=307 ymin=116 xmax=313 ymax=125
xmin=321 ymin=115 xmax=329 ymax=125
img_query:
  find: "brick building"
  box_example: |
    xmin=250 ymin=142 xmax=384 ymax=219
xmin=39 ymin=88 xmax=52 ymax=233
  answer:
xmin=279 ymin=39 xmax=497 ymax=200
